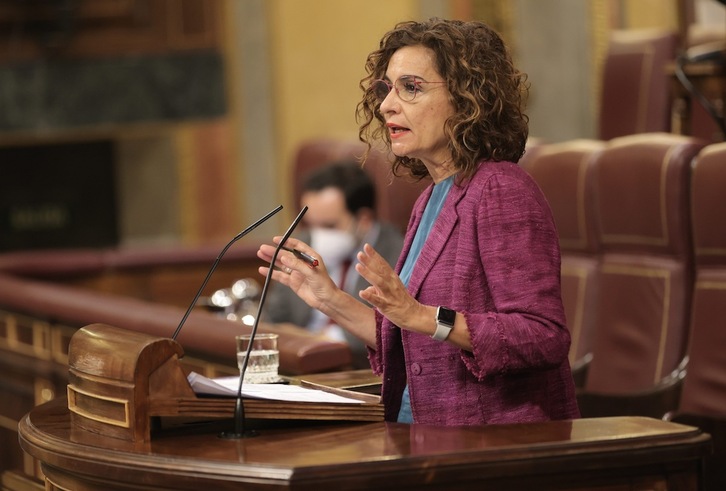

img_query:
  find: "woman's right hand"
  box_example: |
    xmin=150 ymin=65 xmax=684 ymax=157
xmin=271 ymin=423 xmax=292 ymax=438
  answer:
xmin=257 ymin=236 xmax=340 ymax=312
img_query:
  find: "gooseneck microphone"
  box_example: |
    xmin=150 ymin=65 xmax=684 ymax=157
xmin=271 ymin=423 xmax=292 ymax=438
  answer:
xmin=221 ymin=205 xmax=309 ymax=439
xmin=675 ymin=46 xmax=726 ymax=138
xmin=171 ymin=205 xmax=283 ymax=341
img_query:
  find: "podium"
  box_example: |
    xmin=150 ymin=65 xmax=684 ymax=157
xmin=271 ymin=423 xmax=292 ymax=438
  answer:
xmin=66 ymin=324 xmax=382 ymax=442
xmin=20 ymin=400 xmax=711 ymax=490
xmin=16 ymin=324 xmax=712 ymax=490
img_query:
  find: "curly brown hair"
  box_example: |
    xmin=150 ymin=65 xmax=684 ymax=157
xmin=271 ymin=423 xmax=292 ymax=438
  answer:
xmin=356 ymin=18 xmax=529 ymax=181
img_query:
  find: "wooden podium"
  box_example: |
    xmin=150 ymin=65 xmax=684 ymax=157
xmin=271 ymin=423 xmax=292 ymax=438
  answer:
xmin=16 ymin=324 xmax=712 ymax=490
xmin=66 ymin=324 xmax=382 ymax=443
xmin=19 ymin=400 xmax=710 ymax=490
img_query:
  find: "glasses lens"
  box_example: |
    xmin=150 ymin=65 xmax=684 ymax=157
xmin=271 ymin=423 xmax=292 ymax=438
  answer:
xmin=370 ymin=80 xmax=391 ymax=102
xmin=395 ymin=77 xmax=419 ymax=102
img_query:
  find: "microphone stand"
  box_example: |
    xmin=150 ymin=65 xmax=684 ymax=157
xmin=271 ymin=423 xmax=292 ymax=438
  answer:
xmin=171 ymin=205 xmax=283 ymax=341
xmin=220 ymin=206 xmax=309 ymax=439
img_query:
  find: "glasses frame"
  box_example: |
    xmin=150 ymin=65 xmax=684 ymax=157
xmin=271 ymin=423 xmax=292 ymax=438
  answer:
xmin=370 ymin=75 xmax=447 ymax=103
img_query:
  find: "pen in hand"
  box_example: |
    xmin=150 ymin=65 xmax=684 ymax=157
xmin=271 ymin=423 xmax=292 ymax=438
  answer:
xmin=281 ymin=246 xmax=319 ymax=268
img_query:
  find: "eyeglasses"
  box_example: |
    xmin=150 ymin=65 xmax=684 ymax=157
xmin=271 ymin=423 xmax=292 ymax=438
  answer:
xmin=369 ymin=75 xmax=446 ymax=103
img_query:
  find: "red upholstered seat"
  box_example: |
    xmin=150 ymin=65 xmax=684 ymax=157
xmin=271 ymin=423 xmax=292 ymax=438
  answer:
xmin=678 ymin=142 xmax=726 ymax=417
xmin=599 ymin=30 xmax=677 ymax=140
xmin=578 ymin=133 xmax=707 ymax=418
xmin=525 ymin=139 xmax=605 ymax=386
xmin=666 ymin=142 xmax=726 ymax=490
xmin=516 ymin=137 xmax=547 ymax=171
xmin=292 ymin=138 xmax=427 ymax=235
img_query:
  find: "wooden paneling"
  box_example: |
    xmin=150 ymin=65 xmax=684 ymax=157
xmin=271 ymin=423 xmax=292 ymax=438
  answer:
xmin=0 ymin=0 xmax=221 ymax=61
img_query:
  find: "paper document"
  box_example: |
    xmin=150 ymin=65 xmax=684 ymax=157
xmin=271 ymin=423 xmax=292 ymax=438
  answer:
xmin=187 ymin=372 xmax=366 ymax=404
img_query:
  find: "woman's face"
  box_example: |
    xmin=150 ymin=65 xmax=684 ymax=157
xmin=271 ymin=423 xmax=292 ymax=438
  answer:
xmin=379 ymin=45 xmax=455 ymax=181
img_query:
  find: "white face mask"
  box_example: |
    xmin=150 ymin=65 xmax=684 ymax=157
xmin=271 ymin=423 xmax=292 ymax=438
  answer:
xmin=310 ymin=227 xmax=357 ymax=268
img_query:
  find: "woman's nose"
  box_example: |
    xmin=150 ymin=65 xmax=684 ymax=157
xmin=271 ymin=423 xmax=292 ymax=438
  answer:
xmin=379 ymin=88 xmax=399 ymax=113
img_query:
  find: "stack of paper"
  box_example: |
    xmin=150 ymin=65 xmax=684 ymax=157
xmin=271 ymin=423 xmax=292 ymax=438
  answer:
xmin=177 ymin=372 xmax=384 ymax=422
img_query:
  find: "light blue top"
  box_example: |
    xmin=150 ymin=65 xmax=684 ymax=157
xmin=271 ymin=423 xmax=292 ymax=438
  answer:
xmin=397 ymin=174 xmax=455 ymax=423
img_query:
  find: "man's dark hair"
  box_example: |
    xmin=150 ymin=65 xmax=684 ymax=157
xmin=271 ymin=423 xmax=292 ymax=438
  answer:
xmin=302 ymin=160 xmax=377 ymax=214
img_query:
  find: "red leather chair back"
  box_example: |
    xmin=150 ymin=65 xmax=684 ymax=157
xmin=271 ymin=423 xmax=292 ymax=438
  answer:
xmin=525 ymin=140 xmax=605 ymax=379
xmin=517 ymin=137 xmax=547 ymax=171
xmin=599 ymin=30 xmax=677 ymax=140
xmin=585 ymin=133 xmax=706 ymax=393
xmin=291 ymin=138 xmax=427 ymax=234
xmin=679 ymin=142 xmax=726 ymax=416
xmin=291 ymin=138 xmax=368 ymax=212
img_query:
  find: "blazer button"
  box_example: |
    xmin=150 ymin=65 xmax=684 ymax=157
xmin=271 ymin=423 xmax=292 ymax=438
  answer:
xmin=411 ymin=363 xmax=422 ymax=375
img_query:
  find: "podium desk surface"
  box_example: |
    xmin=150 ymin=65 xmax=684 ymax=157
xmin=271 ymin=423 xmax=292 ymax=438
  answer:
xmin=19 ymin=398 xmax=709 ymax=491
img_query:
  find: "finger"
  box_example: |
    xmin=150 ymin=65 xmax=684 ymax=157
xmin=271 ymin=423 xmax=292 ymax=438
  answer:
xmin=362 ymin=242 xmax=385 ymax=261
xmin=355 ymin=260 xmax=383 ymax=289
xmin=260 ymin=237 xmax=301 ymax=263
xmin=259 ymin=244 xmax=309 ymax=276
xmin=257 ymin=243 xmax=279 ymax=262
xmin=273 ymin=237 xmax=324 ymax=269
xmin=359 ymin=285 xmax=384 ymax=306
xmin=356 ymin=249 xmax=393 ymax=287
xmin=280 ymin=246 xmax=319 ymax=269
xmin=359 ymin=243 xmax=393 ymax=274
xmin=275 ymin=236 xmax=313 ymax=254
xmin=258 ymin=265 xmax=291 ymax=287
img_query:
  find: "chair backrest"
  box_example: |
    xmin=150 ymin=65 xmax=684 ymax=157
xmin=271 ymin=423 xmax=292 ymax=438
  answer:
xmin=371 ymin=157 xmax=429 ymax=236
xmin=517 ymin=137 xmax=547 ymax=171
xmin=599 ymin=29 xmax=677 ymax=140
xmin=679 ymin=142 xmax=726 ymax=416
xmin=525 ymin=140 xmax=605 ymax=381
xmin=291 ymin=138 xmax=369 ymax=212
xmin=291 ymin=138 xmax=427 ymax=234
xmin=585 ymin=133 xmax=706 ymax=393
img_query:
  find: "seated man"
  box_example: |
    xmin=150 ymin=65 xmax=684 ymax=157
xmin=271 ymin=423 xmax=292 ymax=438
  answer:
xmin=265 ymin=160 xmax=403 ymax=368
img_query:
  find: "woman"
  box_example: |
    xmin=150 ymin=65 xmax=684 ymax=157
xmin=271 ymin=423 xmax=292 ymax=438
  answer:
xmin=258 ymin=18 xmax=579 ymax=425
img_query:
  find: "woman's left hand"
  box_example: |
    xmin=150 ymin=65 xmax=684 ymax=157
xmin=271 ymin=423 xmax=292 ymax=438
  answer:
xmin=356 ymin=243 xmax=426 ymax=330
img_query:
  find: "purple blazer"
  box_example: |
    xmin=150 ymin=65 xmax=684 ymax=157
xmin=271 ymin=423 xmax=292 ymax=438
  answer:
xmin=369 ymin=161 xmax=580 ymax=425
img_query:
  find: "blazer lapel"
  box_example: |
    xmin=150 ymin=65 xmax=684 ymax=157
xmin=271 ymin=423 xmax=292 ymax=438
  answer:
xmin=404 ymin=178 xmax=466 ymax=298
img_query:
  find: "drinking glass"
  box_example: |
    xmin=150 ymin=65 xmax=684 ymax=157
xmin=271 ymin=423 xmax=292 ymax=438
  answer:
xmin=235 ymin=333 xmax=280 ymax=383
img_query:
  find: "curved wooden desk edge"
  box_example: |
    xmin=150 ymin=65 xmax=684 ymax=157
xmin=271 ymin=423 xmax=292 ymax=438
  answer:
xmin=18 ymin=398 xmax=711 ymax=491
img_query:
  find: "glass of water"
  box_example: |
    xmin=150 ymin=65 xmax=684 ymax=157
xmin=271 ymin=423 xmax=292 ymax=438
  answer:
xmin=235 ymin=333 xmax=280 ymax=383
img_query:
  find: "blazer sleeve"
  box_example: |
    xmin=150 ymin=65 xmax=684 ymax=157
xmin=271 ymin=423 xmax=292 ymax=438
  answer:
xmin=460 ymin=172 xmax=571 ymax=378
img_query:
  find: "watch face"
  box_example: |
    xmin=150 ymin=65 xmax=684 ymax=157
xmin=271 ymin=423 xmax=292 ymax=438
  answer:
xmin=438 ymin=307 xmax=456 ymax=326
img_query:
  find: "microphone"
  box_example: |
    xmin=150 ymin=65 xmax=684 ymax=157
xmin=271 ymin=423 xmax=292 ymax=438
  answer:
xmin=675 ymin=51 xmax=726 ymax=138
xmin=221 ymin=205 xmax=309 ymax=439
xmin=683 ymin=40 xmax=726 ymax=63
xmin=171 ymin=205 xmax=283 ymax=341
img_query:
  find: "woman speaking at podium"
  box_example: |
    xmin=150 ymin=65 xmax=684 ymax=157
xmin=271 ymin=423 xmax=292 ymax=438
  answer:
xmin=258 ymin=18 xmax=580 ymax=425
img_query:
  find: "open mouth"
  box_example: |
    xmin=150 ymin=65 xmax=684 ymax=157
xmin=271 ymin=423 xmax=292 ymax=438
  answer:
xmin=388 ymin=124 xmax=409 ymax=135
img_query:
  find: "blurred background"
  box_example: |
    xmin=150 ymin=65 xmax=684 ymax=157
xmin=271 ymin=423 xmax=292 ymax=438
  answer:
xmin=3 ymin=3 xmax=726 ymax=487
xmin=1 ymin=0 xmax=723 ymax=251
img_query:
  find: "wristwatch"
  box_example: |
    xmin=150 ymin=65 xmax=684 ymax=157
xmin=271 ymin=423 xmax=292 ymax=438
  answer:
xmin=432 ymin=306 xmax=456 ymax=341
